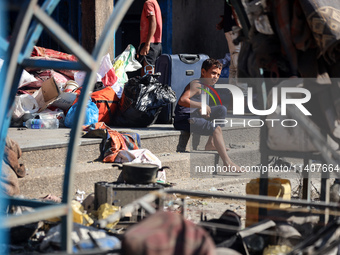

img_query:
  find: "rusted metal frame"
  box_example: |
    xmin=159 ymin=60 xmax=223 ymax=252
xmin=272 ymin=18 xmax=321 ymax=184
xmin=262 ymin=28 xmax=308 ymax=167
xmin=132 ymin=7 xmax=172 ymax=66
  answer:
xmin=60 ymin=0 xmax=135 ymax=251
xmin=97 ymin=188 xmax=340 ymax=229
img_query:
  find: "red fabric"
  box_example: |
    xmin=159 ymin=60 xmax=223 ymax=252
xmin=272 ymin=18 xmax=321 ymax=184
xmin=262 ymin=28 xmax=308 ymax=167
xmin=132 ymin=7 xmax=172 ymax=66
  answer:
xmin=31 ymin=46 xmax=77 ymax=61
xmin=122 ymin=211 xmax=216 ymax=255
xmin=30 ymin=47 xmax=78 ymax=79
xmin=101 ymin=68 xmax=118 ymax=87
xmin=140 ymin=0 xmax=162 ymax=44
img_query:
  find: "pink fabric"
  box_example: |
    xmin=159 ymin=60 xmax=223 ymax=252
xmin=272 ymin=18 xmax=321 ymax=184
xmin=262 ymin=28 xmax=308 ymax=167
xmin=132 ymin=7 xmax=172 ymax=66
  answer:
xmin=140 ymin=0 xmax=162 ymax=44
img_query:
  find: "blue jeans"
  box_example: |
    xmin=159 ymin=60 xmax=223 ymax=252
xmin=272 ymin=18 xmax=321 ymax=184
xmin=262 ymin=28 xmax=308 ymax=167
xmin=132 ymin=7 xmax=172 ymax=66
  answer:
xmin=174 ymin=105 xmax=227 ymax=136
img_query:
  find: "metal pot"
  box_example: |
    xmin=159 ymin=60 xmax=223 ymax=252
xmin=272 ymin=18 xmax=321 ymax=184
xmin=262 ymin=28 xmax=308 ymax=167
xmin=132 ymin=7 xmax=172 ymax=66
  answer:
xmin=113 ymin=162 xmax=169 ymax=184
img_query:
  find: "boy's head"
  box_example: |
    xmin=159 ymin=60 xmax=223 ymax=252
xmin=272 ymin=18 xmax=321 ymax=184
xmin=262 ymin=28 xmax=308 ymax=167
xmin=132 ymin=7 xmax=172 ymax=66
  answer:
xmin=201 ymin=58 xmax=222 ymax=85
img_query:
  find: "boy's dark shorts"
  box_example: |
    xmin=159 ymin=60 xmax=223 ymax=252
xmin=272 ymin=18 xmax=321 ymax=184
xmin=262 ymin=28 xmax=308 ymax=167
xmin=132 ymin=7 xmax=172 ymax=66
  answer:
xmin=138 ymin=43 xmax=162 ymax=66
xmin=174 ymin=105 xmax=227 ymax=136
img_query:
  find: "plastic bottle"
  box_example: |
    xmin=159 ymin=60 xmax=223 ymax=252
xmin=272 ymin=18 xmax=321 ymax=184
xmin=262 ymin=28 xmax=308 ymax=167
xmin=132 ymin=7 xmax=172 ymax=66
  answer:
xmin=24 ymin=118 xmax=59 ymax=129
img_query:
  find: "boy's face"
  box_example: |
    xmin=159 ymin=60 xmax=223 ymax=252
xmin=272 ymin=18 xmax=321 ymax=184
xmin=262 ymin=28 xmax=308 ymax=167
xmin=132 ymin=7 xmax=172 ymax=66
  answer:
xmin=201 ymin=65 xmax=221 ymax=85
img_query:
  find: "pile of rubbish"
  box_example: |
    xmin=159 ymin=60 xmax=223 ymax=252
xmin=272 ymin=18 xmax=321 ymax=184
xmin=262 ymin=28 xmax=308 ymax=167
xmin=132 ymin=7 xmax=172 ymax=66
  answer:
xmin=5 ymin=44 xmax=175 ymax=129
xmin=6 ymin=187 xmax=340 ymax=255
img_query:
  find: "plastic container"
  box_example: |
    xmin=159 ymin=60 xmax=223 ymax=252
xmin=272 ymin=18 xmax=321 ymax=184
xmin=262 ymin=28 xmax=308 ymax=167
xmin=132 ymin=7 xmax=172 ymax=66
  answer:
xmin=24 ymin=118 xmax=59 ymax=129
xmin=64 ymin=80 xmax=79 ymax=93
xmin=245 ymin=178 xmax=291 ymax=227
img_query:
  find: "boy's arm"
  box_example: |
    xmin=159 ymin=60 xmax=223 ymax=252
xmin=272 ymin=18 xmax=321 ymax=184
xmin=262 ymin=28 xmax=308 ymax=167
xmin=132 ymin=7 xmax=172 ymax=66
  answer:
xmin=178 ymin=82 xmax=211 ymax=116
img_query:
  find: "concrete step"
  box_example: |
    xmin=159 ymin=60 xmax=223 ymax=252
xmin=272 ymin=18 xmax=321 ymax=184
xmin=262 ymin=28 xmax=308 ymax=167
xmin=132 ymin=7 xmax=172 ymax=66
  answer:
xmin=8 ymin=118 xmax=262 ymax=199
xmin=18 ymin=152 xmax=188 ymax=199
xmin=9 ymin=124 xmax=260 ymax=168
xmin=18 ymin=142 xmax=261 ymax=199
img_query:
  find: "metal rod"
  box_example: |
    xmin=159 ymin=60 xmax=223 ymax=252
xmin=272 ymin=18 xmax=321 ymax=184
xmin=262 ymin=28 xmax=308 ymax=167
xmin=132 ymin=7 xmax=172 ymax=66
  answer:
xmin=22 ymin=58 xmax=84 ymax=71
xmin=3 ymin=204 xmax=69 ymax=228
xmin=19 ymin=0 xmax=61 ymax=62
xmin=6 ymin=197 xmax=57 ymax=208
xmin=165 ymin=189 xmax=340 ymax=210
xmin=60 ymin=0 xmax=135 ymax=251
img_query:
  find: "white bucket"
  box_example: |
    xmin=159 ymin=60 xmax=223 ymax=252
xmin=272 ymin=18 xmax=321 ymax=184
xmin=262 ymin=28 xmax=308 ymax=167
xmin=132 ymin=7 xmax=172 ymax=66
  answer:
xmin=64 ymin=80 xmax=79 ymax=93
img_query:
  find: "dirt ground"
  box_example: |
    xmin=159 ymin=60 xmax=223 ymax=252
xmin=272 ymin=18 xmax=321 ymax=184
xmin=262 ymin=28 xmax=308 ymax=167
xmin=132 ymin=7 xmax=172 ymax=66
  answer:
xmin=167 ymin=175 xmax=324 ymax=228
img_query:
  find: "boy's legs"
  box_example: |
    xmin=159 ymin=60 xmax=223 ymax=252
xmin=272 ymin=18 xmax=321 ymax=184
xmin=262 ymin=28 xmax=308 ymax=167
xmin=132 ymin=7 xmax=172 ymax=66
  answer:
xmin=212 ymin=126 xmax=241 ymax=172
xmin=203 ymin=105 xmax=229 ymax=151
xmin=188 ymin=106 xmax=241 ymax=171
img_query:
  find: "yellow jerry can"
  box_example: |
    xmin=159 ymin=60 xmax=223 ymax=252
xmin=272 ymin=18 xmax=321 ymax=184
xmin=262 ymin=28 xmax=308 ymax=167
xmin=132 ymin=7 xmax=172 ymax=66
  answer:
xmin=245 ymin=178 xmax=291 ymax=227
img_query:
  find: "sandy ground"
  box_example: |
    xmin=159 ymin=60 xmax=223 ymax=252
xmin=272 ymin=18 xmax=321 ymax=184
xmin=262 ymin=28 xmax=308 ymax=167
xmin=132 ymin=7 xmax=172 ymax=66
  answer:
xmin=167 ymin=175 xmax=325 ymax=228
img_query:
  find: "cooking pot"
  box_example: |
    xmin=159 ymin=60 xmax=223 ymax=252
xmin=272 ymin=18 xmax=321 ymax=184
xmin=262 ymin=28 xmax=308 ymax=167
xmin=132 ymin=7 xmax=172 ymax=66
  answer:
xmin=113 ymin=162 xmax=169 ymax=184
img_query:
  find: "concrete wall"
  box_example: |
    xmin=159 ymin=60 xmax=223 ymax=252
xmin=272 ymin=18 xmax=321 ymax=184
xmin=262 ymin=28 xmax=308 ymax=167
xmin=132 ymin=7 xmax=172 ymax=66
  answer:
xmin=82 ymin=0 xmax=114 ymax=58
xmin=81 ymin=0 xmax=228 ymax=61
xmin=172 ymin=0 xmax=228 ymax=60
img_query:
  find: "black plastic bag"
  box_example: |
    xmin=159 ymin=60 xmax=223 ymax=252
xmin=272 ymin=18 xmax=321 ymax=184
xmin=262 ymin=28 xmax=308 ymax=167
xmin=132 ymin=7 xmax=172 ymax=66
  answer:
xmin=113 ymin=73 xmax=176 ymax=127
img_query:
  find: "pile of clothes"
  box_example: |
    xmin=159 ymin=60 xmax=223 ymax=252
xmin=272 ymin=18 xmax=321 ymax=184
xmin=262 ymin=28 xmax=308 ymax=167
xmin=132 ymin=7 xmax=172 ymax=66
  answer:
xmin=9 ymin=45 xmax=175 ymax=128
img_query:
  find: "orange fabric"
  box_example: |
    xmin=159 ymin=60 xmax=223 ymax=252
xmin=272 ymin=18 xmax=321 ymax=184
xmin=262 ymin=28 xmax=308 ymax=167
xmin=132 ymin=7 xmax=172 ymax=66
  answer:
xmin=91 ymin=122 xmax=128 ymax=162
xmin=71 ymin=87 xmax=119 ymax=125
xmin=91 ymin=87 xmax=119 ymax=125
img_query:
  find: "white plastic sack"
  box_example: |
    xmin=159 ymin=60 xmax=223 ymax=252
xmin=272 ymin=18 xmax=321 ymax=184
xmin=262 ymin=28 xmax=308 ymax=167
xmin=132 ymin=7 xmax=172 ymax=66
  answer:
xmin=112 ymin=44 xmax=142 ymax=87
xmin=18 ymin=70 xmax=38 ymax=88
xmin=111 ymin=83 xmax=124 ymax=99
xmin=129 ymin=149 xmax=162 ymax=168
xmin=0 ymin=58 xmax=38 ymax=88
xmin=98 ymin=53 xmax=114 ymax=79
xmin=114 ymin=149 xmax=162 ymax=168
xmin=115 ymin=150 xmax=136 ymax=163
xmin=12 ymin=94 xmax=39 ymax=120
xmin=74 ymin=53 xmax=116 ymax=87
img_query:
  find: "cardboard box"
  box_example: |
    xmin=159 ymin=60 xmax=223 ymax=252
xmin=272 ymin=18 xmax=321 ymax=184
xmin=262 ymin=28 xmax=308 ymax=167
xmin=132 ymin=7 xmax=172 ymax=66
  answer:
xmin=32 ymin=77 xmax=60 ymax=112
xmin=32 ymin=77 xmax=78 ymax=112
